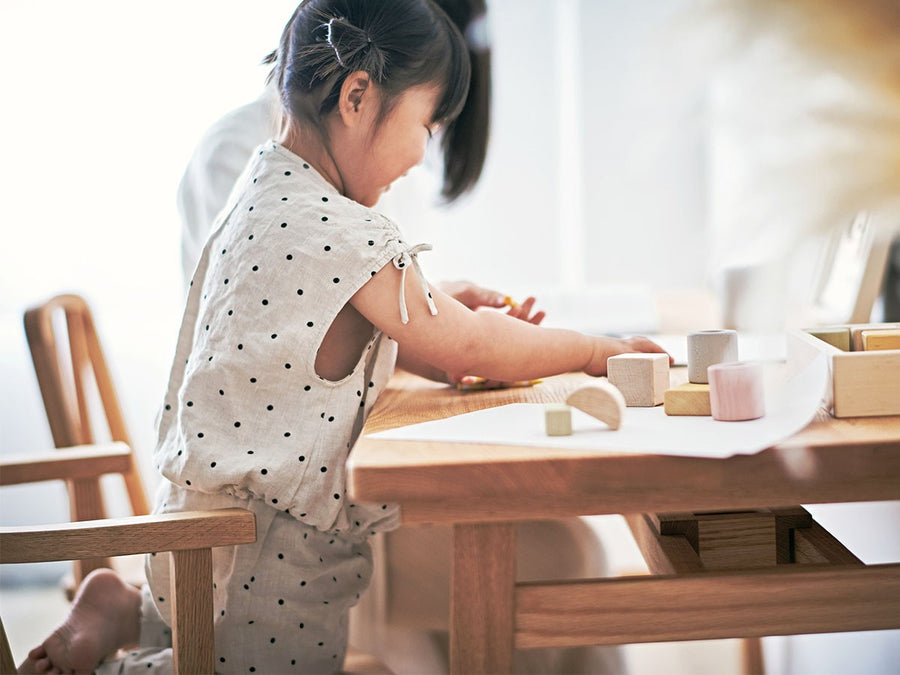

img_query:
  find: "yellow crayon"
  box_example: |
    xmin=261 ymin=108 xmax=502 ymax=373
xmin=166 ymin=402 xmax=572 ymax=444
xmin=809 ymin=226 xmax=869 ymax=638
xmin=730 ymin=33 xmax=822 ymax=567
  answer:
xmin=456 ymin=377 xmax=542 ymax=391
xmin=503 ymin=295 xmax=518 ymax=308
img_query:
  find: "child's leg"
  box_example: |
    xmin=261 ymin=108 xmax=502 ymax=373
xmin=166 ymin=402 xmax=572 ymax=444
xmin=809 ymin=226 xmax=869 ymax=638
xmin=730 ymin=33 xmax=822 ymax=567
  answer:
xmin=16 ymin=568 xmax=141 ymax=674
xmin=147 ymin=484 xmax=374 ymax=673
xmin=207 ymin=513 xmax=374 ymax=674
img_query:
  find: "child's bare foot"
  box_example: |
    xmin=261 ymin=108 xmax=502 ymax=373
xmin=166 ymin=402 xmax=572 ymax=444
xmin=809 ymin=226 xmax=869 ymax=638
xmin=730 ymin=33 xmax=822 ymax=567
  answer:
xmin=17 ymin=568 xmax=142 ymax=674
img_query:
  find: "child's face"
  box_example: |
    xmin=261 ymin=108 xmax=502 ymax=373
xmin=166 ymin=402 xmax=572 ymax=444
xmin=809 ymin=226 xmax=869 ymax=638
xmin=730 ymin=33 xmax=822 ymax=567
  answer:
xmin=339 ymin=85 xmax=440 ymax=207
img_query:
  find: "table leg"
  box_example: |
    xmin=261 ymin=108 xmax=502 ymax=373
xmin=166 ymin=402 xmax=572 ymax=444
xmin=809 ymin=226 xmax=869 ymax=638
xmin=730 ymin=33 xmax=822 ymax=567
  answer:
xmin=450 ymin=522 xmax=516 ymax=674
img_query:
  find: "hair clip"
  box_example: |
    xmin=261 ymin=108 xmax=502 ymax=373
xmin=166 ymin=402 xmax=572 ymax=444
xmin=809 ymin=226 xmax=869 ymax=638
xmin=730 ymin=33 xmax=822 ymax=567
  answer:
xmin=325 ymin=17 xmax=347 ymax=67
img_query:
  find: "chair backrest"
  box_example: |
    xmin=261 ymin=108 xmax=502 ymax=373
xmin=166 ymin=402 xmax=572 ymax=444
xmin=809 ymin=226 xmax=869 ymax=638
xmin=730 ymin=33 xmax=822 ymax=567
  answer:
xmin=809 ymin=211 xmax=895 ymax=325
xmin=23 ymin=293 xmax=150 ymax=583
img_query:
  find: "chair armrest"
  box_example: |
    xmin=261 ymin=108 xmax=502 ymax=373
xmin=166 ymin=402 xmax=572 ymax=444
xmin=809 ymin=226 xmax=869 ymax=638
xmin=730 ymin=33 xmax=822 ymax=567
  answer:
xmin=0 ymin=508 xmax=257 ymax=563
xmin=0 ymin=442 xmax=133 ymax=486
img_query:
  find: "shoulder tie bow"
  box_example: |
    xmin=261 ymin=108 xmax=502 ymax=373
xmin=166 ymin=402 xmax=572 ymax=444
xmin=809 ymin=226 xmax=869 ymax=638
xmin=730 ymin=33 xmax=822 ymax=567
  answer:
xmin=392 ymin=243 xmax=438 ymax=324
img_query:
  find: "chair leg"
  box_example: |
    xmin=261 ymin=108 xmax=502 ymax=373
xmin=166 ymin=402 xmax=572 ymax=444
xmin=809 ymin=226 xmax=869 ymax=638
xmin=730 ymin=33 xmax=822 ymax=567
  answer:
xmin=170 ymin=548 xmax=215 ymax=675
xmin=1 ymin=616 xmax=16 ymax=675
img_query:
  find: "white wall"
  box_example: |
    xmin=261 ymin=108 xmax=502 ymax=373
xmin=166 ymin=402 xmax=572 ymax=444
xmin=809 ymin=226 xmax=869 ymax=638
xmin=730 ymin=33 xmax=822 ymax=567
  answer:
xmin=0 ymin=0 xmax=299 ymax=580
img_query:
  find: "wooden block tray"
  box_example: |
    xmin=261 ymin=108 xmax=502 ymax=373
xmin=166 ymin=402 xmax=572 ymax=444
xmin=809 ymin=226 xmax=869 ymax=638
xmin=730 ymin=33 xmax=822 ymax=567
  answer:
xmin=787 ymin=323 xmax=900 ymax=418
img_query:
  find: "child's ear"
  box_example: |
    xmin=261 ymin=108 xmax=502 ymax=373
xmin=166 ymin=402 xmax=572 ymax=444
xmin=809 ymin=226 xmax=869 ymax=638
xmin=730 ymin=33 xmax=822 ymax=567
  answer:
xmin=338 ymin=71 xmax=373 ymax=128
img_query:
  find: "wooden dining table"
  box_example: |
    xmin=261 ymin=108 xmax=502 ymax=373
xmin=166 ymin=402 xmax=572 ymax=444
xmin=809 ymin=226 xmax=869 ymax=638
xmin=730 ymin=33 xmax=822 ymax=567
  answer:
xmin=347 ymin=368 xmax=900 ymax=674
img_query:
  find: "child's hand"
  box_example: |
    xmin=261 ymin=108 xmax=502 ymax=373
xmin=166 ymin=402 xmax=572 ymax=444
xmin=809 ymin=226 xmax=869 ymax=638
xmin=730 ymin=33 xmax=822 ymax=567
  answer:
xmin=436 ymin=284 xmax=546 ymax=388
xmin=504 ymin=296 xmax=545 ymax=326
xmin=435 ymin=280 xmax=506 ymax=310
xmin=583 ymin=336 xmax=673 ymax=377
xmin=435 ymin=281 xmax=545 ymax=325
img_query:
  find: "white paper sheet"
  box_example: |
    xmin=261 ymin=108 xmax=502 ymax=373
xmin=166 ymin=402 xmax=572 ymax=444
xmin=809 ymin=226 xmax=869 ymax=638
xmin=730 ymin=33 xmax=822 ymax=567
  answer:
xmin=368 ymin=353 xmax=829 ymax=458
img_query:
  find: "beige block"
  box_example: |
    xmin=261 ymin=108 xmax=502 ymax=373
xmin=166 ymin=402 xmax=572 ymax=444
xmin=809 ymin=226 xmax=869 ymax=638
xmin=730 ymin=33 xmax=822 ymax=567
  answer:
xmin=606 ymin=353 xmax=669 ymax=407
xmin=849 ymin=322 xmax=900 ymax=351
xmin=544 ymin=403 xmax=572 ymax=436
xmin=861 ymin=329 xmax=900 ymax=351
xmin=663 ymin=383 xmax=711 ymax=416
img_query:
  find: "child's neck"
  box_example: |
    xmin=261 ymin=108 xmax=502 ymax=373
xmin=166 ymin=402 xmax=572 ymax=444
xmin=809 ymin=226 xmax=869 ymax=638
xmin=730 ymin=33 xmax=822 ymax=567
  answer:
xmin=278 ymin=123 xmax=345 ymax=196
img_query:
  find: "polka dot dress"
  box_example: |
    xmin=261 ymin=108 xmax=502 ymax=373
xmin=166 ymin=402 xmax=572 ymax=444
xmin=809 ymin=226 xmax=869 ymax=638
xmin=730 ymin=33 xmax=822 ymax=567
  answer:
xmin=155 ymin=141 xmax=406 ymax=535
xmin=128 ymin=142 xmax=430 ymax=673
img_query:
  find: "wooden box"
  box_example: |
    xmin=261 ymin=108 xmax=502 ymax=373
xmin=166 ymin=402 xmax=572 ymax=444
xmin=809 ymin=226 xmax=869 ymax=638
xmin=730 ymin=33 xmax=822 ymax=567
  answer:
xmin=788 ymin=323 xmax=900 ymax=418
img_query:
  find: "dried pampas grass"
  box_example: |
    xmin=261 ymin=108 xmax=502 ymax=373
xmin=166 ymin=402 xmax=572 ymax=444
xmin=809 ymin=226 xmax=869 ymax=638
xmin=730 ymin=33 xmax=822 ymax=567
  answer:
xmin=679 ymin=0 xmax=900 ymax=259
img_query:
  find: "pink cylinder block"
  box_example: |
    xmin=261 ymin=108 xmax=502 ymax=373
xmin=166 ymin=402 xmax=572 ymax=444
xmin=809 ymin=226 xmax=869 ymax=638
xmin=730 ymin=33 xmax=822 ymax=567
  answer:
xmin=708 ymin=361 xmax=765 ymax=421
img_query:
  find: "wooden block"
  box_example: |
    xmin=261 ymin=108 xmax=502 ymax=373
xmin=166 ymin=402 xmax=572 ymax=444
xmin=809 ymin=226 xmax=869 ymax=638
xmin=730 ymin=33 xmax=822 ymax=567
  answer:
xmin=849 ymin=322 xmax=900 ymax=351
xmin=788 ymin=327 xmax=900 ymax=417
xmin=565 ymin=382 xmax=626 ymax=430
xmin=805 ymin=326 xmax=850 ymax=351
xmin=861 ymin=329 xmax=900 ymax=351
xmin=544 ymin=404 xmax=572 ymax=436
xmin=687 ymin=329 xmax=738 ymax=383
xmin=663 ymin=383 xmax=711 ymax=416
xmin=606 ymin=353 xmax=669 ymax=407
xmin=708 ymin=362 xmax=765 ymax=421
xmin=832 ymin=350 xmax=900 ymax=417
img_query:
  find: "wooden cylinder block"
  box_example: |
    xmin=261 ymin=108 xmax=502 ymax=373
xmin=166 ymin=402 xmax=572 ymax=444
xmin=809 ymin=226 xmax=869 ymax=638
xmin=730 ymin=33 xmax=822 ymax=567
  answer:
xmin=708 ymin=361 xmax=765 ymax=421
xmin=687 ymin=330 xmax=738 ymax=384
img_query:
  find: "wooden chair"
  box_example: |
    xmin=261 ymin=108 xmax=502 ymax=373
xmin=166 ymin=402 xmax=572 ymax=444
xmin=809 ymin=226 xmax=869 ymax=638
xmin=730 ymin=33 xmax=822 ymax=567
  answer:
xmin=0 ymin=442 xmax=257 ymax=674
xmin=23 ymin=294 xmax=150 ymax=590
xmin=808 ymin=210 xmax=894 ymax=325
xmin=15 ymin=295 xmax=393 ymax=674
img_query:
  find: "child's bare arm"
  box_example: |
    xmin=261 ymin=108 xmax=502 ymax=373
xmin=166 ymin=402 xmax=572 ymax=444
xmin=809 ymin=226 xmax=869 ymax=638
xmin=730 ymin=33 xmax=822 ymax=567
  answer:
xmin=395 ymin=348 xmax=452 ymax=383
xmin=351 ymin=263 xmax=667 ymax=381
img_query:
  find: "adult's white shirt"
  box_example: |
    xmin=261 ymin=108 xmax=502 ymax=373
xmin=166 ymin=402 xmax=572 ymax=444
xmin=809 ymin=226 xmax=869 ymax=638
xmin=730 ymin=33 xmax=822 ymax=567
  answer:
xmin=177 ymin=89 xmax=441 ymax=287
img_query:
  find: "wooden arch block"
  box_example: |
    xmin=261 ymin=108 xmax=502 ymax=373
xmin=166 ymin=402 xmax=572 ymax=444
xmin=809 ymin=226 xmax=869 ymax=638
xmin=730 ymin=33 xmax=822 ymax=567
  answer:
xmin=566 ymin=382 xmax=626 ymax=430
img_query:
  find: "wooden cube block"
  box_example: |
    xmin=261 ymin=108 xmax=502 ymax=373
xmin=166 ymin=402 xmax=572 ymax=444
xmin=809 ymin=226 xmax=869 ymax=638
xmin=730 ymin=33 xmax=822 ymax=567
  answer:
xmin=861 ymin=329 xmax=900 ymax=351
xmin=805 ymin=326 xmax=850 ymax=351
xmin=606 ymin=353 xmax=669 ymax=406
xmin=663 ymin=383 xmax=711 ymax=416
xmin=544 ymin=403 xmax=572 ymax=436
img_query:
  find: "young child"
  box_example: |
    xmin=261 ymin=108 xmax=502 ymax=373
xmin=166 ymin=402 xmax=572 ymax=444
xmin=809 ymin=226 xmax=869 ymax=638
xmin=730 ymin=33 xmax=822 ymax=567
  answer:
xmin=20 ymin=1 xmax=667 ymax=672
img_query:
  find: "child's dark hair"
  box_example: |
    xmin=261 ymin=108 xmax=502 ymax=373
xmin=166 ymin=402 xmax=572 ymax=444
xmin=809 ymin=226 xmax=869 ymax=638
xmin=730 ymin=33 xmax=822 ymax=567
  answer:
xmin=431 ymin=0 xmax=491 ymax=202
xmin=264 ymin=0 xmax=490 ymax=202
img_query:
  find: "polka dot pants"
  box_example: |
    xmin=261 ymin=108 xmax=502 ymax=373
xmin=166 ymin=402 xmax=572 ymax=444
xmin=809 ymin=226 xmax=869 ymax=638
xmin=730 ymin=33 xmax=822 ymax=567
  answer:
xmin=98 ymin=486 xmax=373 ymax=674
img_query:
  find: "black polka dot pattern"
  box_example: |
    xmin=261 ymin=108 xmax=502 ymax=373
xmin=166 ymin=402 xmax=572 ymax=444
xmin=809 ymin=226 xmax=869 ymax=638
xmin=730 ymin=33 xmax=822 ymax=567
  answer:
xmin=155 ymin=146 xmax=403 ymax=654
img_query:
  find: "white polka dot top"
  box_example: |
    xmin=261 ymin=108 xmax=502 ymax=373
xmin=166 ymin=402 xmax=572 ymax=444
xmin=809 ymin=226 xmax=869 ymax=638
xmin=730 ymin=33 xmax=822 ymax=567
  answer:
xmin=154 ymin=141 xmax=426 ymax=535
